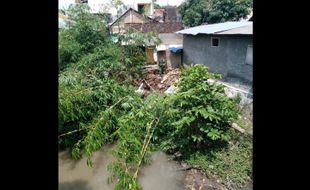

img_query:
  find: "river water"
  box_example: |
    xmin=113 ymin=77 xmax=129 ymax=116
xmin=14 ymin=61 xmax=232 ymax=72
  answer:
xmin=59 ymin=145 xmax=186 ymax=190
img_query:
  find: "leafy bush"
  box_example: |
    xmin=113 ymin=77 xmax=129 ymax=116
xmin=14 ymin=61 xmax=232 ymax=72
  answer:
xmin=120 ymin=45 xmax=146 ymax=80
xmin=159 ymin=65 xmax=240 ymax=152
xmin=59 ymin=30 xmax=82 ymax=70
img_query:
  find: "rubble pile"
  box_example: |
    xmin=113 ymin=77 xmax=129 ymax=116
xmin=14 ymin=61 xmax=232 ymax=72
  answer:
xmin=160 ymin=69 xmax=181 ymax=89
xmin=134 ymin=66 xmax=182 ymax=96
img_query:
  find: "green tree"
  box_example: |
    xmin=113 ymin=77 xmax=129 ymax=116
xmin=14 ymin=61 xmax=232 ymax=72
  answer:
xmin=59 ymin=4 xmax=108 ymax=70
xmin=178 ymin=0 xmax=252 ymax=27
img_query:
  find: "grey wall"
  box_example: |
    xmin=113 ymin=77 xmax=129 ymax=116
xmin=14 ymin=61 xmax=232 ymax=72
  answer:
xmin=183 ymin=34 xmax=252 ymax=85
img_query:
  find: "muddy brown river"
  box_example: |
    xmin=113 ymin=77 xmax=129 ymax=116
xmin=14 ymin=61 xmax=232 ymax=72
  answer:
xmin=59 ymin=144 xmax=186 ymax=190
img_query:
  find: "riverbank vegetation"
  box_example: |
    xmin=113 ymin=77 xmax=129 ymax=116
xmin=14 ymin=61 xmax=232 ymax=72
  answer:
xmin=59 ymin=4 xmax=252 ymax=190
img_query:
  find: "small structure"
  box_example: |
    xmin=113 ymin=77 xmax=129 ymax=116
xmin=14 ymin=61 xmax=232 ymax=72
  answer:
xmin=156 ymin=34 xmax=183 ymax=69
xmin=177 ymin=21 xmax=253 ymax=86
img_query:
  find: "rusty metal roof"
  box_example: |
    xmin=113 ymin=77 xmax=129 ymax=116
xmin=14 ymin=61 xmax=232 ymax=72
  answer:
xmin=176 ymin=21 xmax=252 ymax=35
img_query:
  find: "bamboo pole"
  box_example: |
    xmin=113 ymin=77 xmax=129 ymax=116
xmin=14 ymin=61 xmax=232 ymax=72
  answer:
xmin=133 ymin=118 xmax=160 ymax=179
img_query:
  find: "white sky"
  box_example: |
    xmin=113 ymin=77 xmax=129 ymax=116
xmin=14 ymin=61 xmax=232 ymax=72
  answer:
xmin=59 ymin=0 xmax=185 ymax=10
xmin=155 ymin=0 xmax=185 ymax=6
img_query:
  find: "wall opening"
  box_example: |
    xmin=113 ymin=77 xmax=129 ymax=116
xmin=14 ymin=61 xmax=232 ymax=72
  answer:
xmin=211 ymin=37 xmax=220 ymax=47
xmin=138 ymin=4 xmax=150 ymax=15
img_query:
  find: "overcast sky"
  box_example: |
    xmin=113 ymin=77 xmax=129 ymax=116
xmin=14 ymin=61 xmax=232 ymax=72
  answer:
xmin=156 ymin=0 xmax=185 ymax=6
xmin=59 ymin=0 xmax=185 ymax=10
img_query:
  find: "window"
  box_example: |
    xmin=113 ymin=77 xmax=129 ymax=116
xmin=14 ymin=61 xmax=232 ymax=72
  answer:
xmin=246 ymin=45 xmax=253 ymax=65
xmin=211 ymin=37 xmax=220 ymax=47
xmin=138 ymin=4 xmax=145 ymax=14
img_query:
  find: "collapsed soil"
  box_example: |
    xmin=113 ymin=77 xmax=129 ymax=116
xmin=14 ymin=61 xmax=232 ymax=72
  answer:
xmin=133 ymin=65 xmax=181 ymax=96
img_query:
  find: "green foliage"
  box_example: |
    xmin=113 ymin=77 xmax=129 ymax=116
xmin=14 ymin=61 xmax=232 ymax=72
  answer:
xmin=120 ymin=45 xmax=146 ymax=80
xmin=122 ymin=28 xmax=162 ymax=47
xmin=178 ymin=0 xmax=252 ymax=27
xmin=118 ymin=28 xmax=161 ymax=79
xmin=59 ymin=4 xmax=108 ymax=70
xmin=59 ymin=24 xmax=146 ymax=152
xmin=158 ymin=65 xmax=239 ymax=152
xmin=58 ymin=4 xmax=250 ymax=189
xmin=107 ymin=94 xmax=164 ymax=190
xmin=59 ymin=29 xmax=82 ymax=71
xmin=186 ymin=134 xmax=252 ymax=189
xmin=58 ymin=5 xmax=165 ymax=188
xmin=58 ymin=74 xmax=138 ymax=150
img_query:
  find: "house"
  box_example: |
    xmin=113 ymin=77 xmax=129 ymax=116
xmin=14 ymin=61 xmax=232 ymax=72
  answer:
xmin=110 ymin=6 xmax=184 ymax=68
xmin=177 ymin=21 xmax=253 ymax=85
xmin=109 ymin=8 xmax=154 ymax=34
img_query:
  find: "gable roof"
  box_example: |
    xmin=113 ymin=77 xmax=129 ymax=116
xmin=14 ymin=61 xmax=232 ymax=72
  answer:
xmin=176 ymin=21 xmax=252 ymax=35
xmin=110 ymin=8 xmax=154 ymax=27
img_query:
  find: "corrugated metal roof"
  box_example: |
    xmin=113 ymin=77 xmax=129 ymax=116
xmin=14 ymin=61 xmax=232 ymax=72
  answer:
xmin=217 ymin=25 xmax=252 ymax=34
xmin=176 ymin=21 xmax=252 ymax=35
